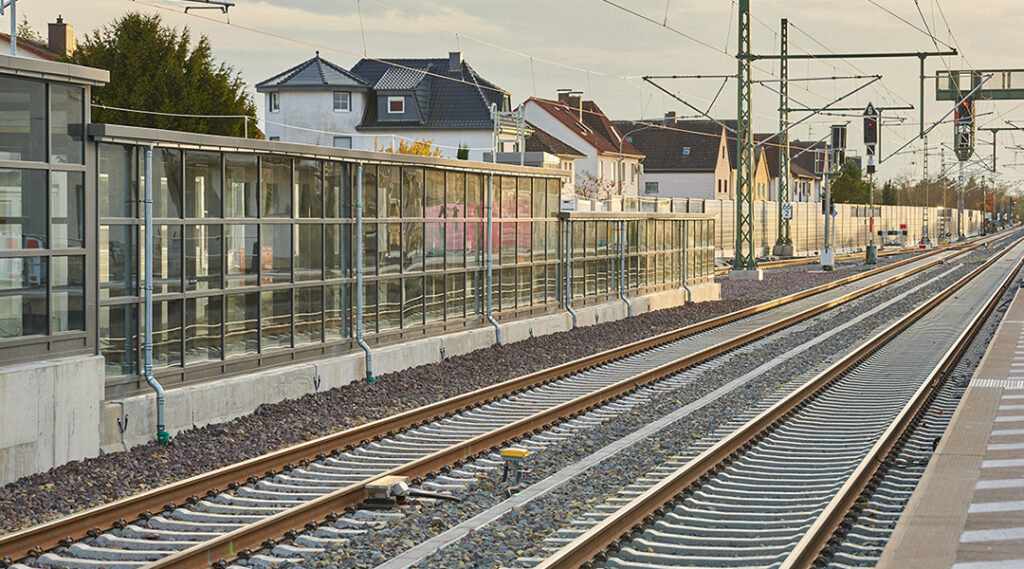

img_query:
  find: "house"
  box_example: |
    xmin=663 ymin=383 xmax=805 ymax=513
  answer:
xmin=522 ymin=91 xmax=644 ymax=197
xmin=754 ymin=136 xmax=823 ymax=203
xmin=0 ymin=16 xmax=74 ymax=61
xmin=619 ymin=114 xmax=733 ymax=199
xmin=257 ymin=51 xmax=510 ymax=160
xmin=484 ymin=122 xmax=587 ymax=197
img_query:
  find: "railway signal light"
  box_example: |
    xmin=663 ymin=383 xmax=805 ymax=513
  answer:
xmin=863 ymin=103 xmax=878 ymax=155
xmin=955 ymin=96 xmax=974 ymax=125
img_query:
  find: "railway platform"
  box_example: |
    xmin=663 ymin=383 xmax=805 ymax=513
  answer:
xmin=879 ymin=280 xmax=1024 ymax=569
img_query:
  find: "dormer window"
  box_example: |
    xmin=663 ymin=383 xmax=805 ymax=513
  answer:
xmin=333 ymin=91 xmax=351 ymax=112
xmin=269 ymin=92 xmax=280 ymax=112
xmin=683 ymin=147 xmax=691 ymax=155
xmin=388 ymin=96 xmax=405 ymax=114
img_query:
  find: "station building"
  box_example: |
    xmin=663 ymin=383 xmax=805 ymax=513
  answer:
xmin=0 ymin=55 xmax=718 ymax=484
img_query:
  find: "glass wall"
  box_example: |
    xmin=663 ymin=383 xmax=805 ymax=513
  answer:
xmin=0 ymin=74 xmax=87 ymax=353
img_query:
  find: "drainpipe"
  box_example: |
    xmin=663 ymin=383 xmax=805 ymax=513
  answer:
xmin=355 ymin=163 xmax=375 ymax=381
xmin=618 ymin=220 xmax=632 ymax=316
xmin=143 ymin=147 xmax=168 ymax=445
xmin=681 ymin=220 xmax=693 ymax=302
xmin=565 ymin=217 xmax=578 ymax=329
xmin=485 ymin=174 xmax=502 ymax=344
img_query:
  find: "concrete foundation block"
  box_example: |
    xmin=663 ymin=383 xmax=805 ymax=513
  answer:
xmin=728 ymin=269 xmax=764 ymax=281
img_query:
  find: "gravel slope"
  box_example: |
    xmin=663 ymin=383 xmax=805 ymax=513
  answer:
xmin=0 ymin=257 xmax=906 ymax=535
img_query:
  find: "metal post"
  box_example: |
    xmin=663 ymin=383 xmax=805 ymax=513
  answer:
xmin=822 ymin=150 xmax=834 ymax=270
xmin=866 ymin=167 xmax=876 ymax=264
xmin=143 ymin=148 xmax=168 ymax=444
xmin=485 ymin=175 xmax=502 ymax=343
xmin=618 ymin=220 xmax=632 ymax=316
xmin=732 ymin=0 xmax=758 ymax=274
xmin=565 ymin=219 xmax=578 ymax=329
xmin=920 ymin=56 xmax=930 ymax=246
xmin=957 ymin=161 xmax=965 ymax=240
xmin=355 ymin=163 xmax=374 ymax=381
xmin=773 ymin=18 xmax=793 ymax=258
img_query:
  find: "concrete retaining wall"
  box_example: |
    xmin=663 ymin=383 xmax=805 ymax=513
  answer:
xmin=99 ymin=282 xmax=719 ymax=454
xmin=0 ymin=355 xmax=105 ymax=485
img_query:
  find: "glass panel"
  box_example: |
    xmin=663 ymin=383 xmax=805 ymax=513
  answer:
xmin=517 ymin=177 xmax=531 ymax=217
xmin=403 ymin=276 xmax=424 ymax=328
xmin=517 ymin=221 xmax=531 ymax=263
xmin=325 ymin=284 xmax=351 ymax=341
xmin=532 ymin=178 xmax=546 ymax=218
xmin=363 ymin=223 xmax=378 ymax=275
xmin=261 ymin=224 xmax=291 ymax=284
xmin=547 ymin=178 xmax=560 ymax=217
xmin=532 ymin=222 xmax=545 ymax=264
xmin=379 ymin=279 xmax=401 ymax=332
xmin=100 ymin=225 xmax=137 ymax=299
xmin=425 ymin=274 xmax=444 ymax=324
xmin=151 ymin=225 xmax=183 ymax=294
xmin=152 ymin=300 xmax=182 ymax=369
xmin=466 ymin=222 xmax=483 ymax=269
xmin=363 ymin=280 xmax=378 ymax=334
xmin=547 ymin=222 xmax=558 ymax=261
xmin=425 ymin=169 xmax=444 ymax=217
xmin=0 ymin=76 xmax=45 ymax=162
xmin=362 ymin=165 xmax=378 ymax=218
xmin=518 ymin=266 xmax=531 ymax=307
xmin=296 ymin=159 xmax=322 ymax=218
xmin=295 ymin=286 xmax=323 ymax=345
xmin=597 ymin=221 xmax=608 ymax=256
xmin=185 ymin=296 xmax=222 ymax=364
xmin=546 ymin=263 xmax=558 ymax=306
xmin=153 ymin=149 xmax=182 ymax=218
xmin=185 ymin=225 xmax=222 ymax=291
xmin=403 ymin=222 xmax=423 ymax=272
xmin=324 ymin=161 xmax=349 ymax=218
xmin=586 ymin=221 xmax=597 ymax=256
xmin=100 ymin=304 xmax=137 ymax=377
xmin=50 ymin=256 xmax=84 ymax=333
xmin=466 ymin=174 xmax=483 ymax=217
xmin=402 ymin=167 xmax=424 ymax=218
xmin=532 ymin=265 xmax=546 ymax=306
xmin=0 ymin=169 xmax=46 ymax=250
xmin=225 ymin=154 xmax=258 ymax=218
xmin=225 ymin=224 xmax=258 ymax=287
xmin=50 ymin=84 xmax=85 ymax=164
xmin=446 ymin=171 xmax=465 ymax=217
xmin=446 ymin=222 xmax=464 ymax=269
xmin=500 ymin=176 xmax=516 ymax=218
xmin=501 ymin=267 xmax=515 ymax=310
xmin=381 ymin=165 xmax=400 ymax=217
xmin=261 ymin=156 xmax=292 ymax=217
xmin=466 ymin=270 xmax=482 ymax=316
xmin=446 ymin=272 xmax=464 ymax=320
xmin=425 ymin=222 xmax=444 ymax=271
xmin=261 ymin=290 xmax=292 ymax=350
xmin=99 ymin=144 xmax=137 ymax=218
xmin=294 ymin=224 xmax=322 ymax=282
xmin=572 ymin=222 xmax=584 ymax=259
xmin=184 ymin=151 xmax=222 ymax=218
xmin=51 ymin=171 xmax=85 ymax=248
xmin=572 ymin=260 xmax=584 ymax=298
xmin=585 ymin=260 xmax=596 ymax=295
xmin=500 ymin=222 xmax=516 ymax=265
xmin=380 ymin=223 xmax=401 ymax=275
xmin=325 ymin=224 xmax=350 ymax=279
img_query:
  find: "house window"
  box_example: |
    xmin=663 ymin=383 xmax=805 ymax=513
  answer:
xmin=387 ymin=96 xmax=404 ymax=114
xmin=333 ymin=136 xmax=352 ymax=149
xmin=269 ymin=92 xmax=280 ymax=112
xmin=333 ymin=91 xmax=351 ymax=112
xmin=683 ymin=147 xmax=691 ymax=155
xmin=721 ymin=146 xmax=725 ymax=159
xmin=269 ymin=136 xmax=280 ymax=141
xmin=645 ymin=182 xmax=659 ymax=194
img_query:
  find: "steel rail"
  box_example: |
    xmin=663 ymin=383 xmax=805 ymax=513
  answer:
xmin=779 ymin=242 xmax=1024 ymax=569
xmin=530 ymin=235 xmax=1022 ymax=569
xmin=0 ymin=240 xmax=978 ymax=563
xmin=712 ymin=243 xmax=959 ymax=276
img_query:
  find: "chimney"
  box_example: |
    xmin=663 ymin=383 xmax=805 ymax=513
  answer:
xmin=448 ymin=51 xmax=463 ymax=73
xmin=48 ymin=15 xmax=75 ymax=58
xmin=566 ymin=91 xmax=583 ymax=121
xmin=663 ymin=111 xmax=676 ymax=126
xmin=556 ymin=88 xmax=572 ymax=103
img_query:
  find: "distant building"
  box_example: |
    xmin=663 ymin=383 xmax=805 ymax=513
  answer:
xmin=484 ymin=121 xmax=587 ymax=197
xmin=256 ymin=51 xmax=509 ymax=160
xmin=0 ymin=15 xmax=75 ymax=61
xmin=522 ymin=91 xmax=644 ymax=197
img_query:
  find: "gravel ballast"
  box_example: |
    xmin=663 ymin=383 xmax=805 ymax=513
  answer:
xmin=0 ymin=253 xmax=925 ymax=534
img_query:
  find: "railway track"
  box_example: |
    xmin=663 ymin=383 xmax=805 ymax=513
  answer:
xmin=712 ymin=246 xmax=920 ymax=277
xmin=0 ymin=237 xmax=993 ymax=569
xmin=524 ymin=235 xmax=1024 ymax=569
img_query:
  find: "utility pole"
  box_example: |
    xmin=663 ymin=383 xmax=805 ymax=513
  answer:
xmin=732 ymin=0 xmax=759 ymax=277
xmin=772 ymin=18 xmax=793 ymax=258
xmin=864 ymin=103 xmax=878 ymax=264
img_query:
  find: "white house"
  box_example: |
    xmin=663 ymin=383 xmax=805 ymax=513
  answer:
xmin=522 ymin=92 xmax=644 ymax=197
xmin=256 ymin=51 xmax=510 ymax=160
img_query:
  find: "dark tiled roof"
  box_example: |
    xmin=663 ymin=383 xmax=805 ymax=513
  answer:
xmin=790 ymin=139 xmax=826 ymax=179
xmin=525 ymin=122 xmax=587 ymax=157
xmin=256 ymin=54 xmax=369 ymax=91
xmin=374 ymin=65 xmax=428 ymax=90
xmin=613 ymin=119 xmax=728 ymax=172
xmin=527 ymin=97 xmax=643 ymax=157
xmin=353 ymin=58 xmax=508 ymax=130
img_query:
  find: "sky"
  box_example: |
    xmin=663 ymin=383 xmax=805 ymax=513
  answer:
xmin=21 ymin=0 xmax=1024 ymax=189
